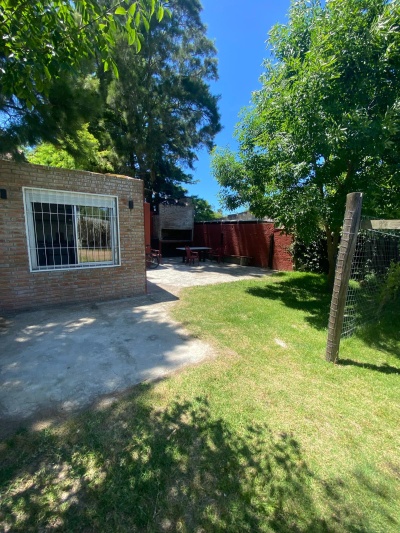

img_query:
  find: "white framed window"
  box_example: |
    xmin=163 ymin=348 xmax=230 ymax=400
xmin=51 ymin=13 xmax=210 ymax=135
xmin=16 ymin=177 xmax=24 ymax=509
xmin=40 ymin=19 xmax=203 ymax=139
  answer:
xmin=23 ymin=188 xmax=120 ymax=272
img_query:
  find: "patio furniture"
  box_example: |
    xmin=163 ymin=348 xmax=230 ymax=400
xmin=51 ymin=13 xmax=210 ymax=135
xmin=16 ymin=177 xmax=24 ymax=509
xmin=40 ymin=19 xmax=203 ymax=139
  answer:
xmin=209 ymin=247 xmax=225 ymax=263
xmin=145 ymin=245 xmax=162 ymax=269
xmin=176 ymin=246 xmax=211 ymax=262
xmin=185 ymin=246 xmax=199 ymax=265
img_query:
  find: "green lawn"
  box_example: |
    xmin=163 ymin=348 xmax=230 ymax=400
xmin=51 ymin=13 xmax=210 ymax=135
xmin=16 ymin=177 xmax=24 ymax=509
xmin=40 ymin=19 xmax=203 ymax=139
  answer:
xmin=1 ymin=272 xmax=399 ymax=532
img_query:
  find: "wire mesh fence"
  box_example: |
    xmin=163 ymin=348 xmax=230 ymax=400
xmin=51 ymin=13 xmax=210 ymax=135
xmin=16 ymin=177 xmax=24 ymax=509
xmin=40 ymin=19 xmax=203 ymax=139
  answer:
xmin=341 ymin=221 xmax=400 ymax=338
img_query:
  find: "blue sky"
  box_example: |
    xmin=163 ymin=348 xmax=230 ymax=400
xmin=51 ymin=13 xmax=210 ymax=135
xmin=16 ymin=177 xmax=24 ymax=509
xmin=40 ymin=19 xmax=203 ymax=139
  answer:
xmin=185 ymin=0 xmax=292 ymax=212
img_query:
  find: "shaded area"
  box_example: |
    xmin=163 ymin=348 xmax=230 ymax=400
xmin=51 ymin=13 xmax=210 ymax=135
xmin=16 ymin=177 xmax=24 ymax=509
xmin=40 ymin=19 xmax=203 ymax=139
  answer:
xmin=352 ymin=301 xmax=400 ymax=359
xmin=342 ymin=228 xmax=400 ymax=338
xmin=1 ymin=258 xmax=270 ymax=438
xmin=339 ymin=297 xmax=400 ymax=370
xmin=192 ymin=221 xmax=294 ymax=270
xmin=341 ymin=280 xmax=386 ymax=339
xmin=0 ymin=394 xmax=374 ymax=532
xmin=246 ymin=273 xmax=331 ymax=330
xmin=245 ymin=272 xmax=399 ymax=369
xmin=0 ymin=294 xmax=206 ymax=437
xmin=338 ymin=359 xmax=400 ymax=375
xmin=144 ymin=280 xmax=180 ymax=303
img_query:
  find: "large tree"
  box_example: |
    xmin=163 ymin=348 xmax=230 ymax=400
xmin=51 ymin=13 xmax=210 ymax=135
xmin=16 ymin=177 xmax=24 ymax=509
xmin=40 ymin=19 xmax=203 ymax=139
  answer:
xmin=212 ymin=0 xmax=400 ymax=279
xmin=102 ymin=0 xmax=221 ymax=202
xmin=0 ymin=0 xmax=166 ymax=156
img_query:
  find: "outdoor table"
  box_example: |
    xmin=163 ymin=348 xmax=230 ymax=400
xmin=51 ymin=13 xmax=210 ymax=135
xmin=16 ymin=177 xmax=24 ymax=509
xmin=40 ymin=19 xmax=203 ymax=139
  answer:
xmin=176 ymin=246 xmax=211 ymax=262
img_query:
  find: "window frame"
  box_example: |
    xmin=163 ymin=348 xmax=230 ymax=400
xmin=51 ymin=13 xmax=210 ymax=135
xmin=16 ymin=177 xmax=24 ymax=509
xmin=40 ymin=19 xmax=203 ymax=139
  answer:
xmin=23 ymin=187 xmax=121 ymax=273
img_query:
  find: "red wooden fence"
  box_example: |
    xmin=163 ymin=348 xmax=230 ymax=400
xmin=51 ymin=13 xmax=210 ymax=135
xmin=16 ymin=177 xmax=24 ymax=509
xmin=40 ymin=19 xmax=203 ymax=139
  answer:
xmin=193 ymin=222 xmax=293 ymax=270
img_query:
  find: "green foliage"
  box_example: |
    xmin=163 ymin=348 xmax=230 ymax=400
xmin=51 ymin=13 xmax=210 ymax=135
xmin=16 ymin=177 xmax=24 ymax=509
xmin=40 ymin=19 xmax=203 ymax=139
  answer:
xmin=0 ymin=0 xmax=167 ymax=104
xmin=191 ymin=196 xmax=223 ymax=221
xmin=1 ymin=0 xmax=220 ymax=200
xmin=0 ymin=0 xmax=167 ymax=157
xmin=102 ymin=0 xmax=221 ymax=202
xmin=1 ymin=72 xmax=106 ymax=159
xmin=27 ymin=144 xmax=75 ymax=170
xmin=27 ymin=124 xmax=114 ymax=173
xmin=380 ymin=260 xmax=400 ymax=309
xmin=291 ymin=232 xmax=329 ymax=274
xmin=212 ymin=0 xmax=400 ymax=276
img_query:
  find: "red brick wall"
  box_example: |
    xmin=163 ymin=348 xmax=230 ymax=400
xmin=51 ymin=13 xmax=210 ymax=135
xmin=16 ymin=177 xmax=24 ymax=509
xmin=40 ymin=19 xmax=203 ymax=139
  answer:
xmin=0 ymin=161 xmax=146 ymax=313
xmin=272 ymin=229 xmax=293 ymax=271
xmin=193 ymin=222 xmax=293 ymax=270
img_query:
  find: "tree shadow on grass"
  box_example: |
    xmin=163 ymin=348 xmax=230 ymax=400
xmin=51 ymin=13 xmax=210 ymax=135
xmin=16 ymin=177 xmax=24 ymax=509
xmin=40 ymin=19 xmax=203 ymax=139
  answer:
xmin=0 ymin=388 xmax=377 ymax=532
xmin=246 ymin=273 xmax=332 ymax=331
xmin=338 ymin=359 xmax=400 ymax=375
xmin=338 ymin=299 xmax=400 ymax=372
xmin=353 ymin=301 xmax=400 ymax=360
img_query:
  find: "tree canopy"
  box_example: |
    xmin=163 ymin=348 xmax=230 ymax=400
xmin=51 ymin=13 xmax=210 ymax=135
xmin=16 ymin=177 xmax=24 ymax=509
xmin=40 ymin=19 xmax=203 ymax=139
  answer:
xmin=191 ymin=196 xmax=223 ymax=221
xmin=103 ymin=0 xmax=221 ymax=201
xmin=212 ymin=0 xmax=400 ymax=278
xmin=2 ymin=0 xmax=221 ymax=208
xmin=26 ymin=124 xmax=113 ymax=173
xmin=0 ymin=0 xmax=167 ymax=156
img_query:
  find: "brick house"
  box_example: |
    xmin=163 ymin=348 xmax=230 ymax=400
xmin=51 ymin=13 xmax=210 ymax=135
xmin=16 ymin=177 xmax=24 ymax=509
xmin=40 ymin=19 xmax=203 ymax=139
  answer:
xmin=0 ymin=161 xmax=146 ymax=313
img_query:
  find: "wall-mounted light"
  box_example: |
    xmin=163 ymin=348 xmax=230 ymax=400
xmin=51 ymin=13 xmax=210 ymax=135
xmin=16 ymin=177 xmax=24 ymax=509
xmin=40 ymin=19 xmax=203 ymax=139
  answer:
xmin=128 ymin=199 xmax=134 ymax=210
xmin=0 ymin=189 xmax=7 ymax=200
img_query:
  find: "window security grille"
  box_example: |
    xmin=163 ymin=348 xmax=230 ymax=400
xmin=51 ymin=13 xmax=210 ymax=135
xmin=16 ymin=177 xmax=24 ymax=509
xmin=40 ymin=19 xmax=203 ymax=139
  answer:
xmin=23 ymin=188 xmax=120 ymax=271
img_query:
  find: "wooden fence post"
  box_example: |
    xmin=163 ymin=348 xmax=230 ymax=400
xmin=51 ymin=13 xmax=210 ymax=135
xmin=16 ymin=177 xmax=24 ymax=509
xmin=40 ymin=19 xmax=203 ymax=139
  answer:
xmin=326 ymin=192 xmax=363 ymax=362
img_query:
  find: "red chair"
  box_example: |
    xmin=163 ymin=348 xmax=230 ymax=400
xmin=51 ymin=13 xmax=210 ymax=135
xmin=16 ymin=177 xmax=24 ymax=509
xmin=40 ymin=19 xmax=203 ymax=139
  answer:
xmin=185 ymin=246 xmax=199 ymax=265
xmin=209 ymin=247 xmax=225 ymax=263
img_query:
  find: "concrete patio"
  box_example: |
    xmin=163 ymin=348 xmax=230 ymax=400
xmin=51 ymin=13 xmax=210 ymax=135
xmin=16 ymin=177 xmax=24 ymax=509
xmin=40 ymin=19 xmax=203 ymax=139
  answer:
xmin=146 ymin=256 xmax=269 ymax=295
xmin=0 ymin=258 xmax=270 ymax=436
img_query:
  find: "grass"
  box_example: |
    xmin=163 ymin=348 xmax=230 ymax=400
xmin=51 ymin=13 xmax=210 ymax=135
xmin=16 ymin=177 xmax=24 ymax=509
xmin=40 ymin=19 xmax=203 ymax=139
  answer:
xmin=78 ymin=248 xmax=112 ymax=263
xmin=1 ymin=272 xmax=399 ymax=532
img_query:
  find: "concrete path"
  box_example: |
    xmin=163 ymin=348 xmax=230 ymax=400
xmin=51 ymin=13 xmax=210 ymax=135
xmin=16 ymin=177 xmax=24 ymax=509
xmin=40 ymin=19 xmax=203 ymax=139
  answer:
xmin=146 ymin=257 xmax=268 ymax=295
xmin=0 ymin=258 xmax=269 ymax=436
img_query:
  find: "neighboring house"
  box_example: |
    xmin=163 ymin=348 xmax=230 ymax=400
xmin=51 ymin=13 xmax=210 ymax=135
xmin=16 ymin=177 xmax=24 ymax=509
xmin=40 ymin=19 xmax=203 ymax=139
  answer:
xmin=0 ymin=161 xmax=145 ymax=313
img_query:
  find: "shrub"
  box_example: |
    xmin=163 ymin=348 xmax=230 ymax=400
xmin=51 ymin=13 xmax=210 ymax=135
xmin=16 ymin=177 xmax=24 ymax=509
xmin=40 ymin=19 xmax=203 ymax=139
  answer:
xmin=291 ymin=233 xmax=329 ymax=274
xmin=379 ymin=261 xmax=400 ymax=311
